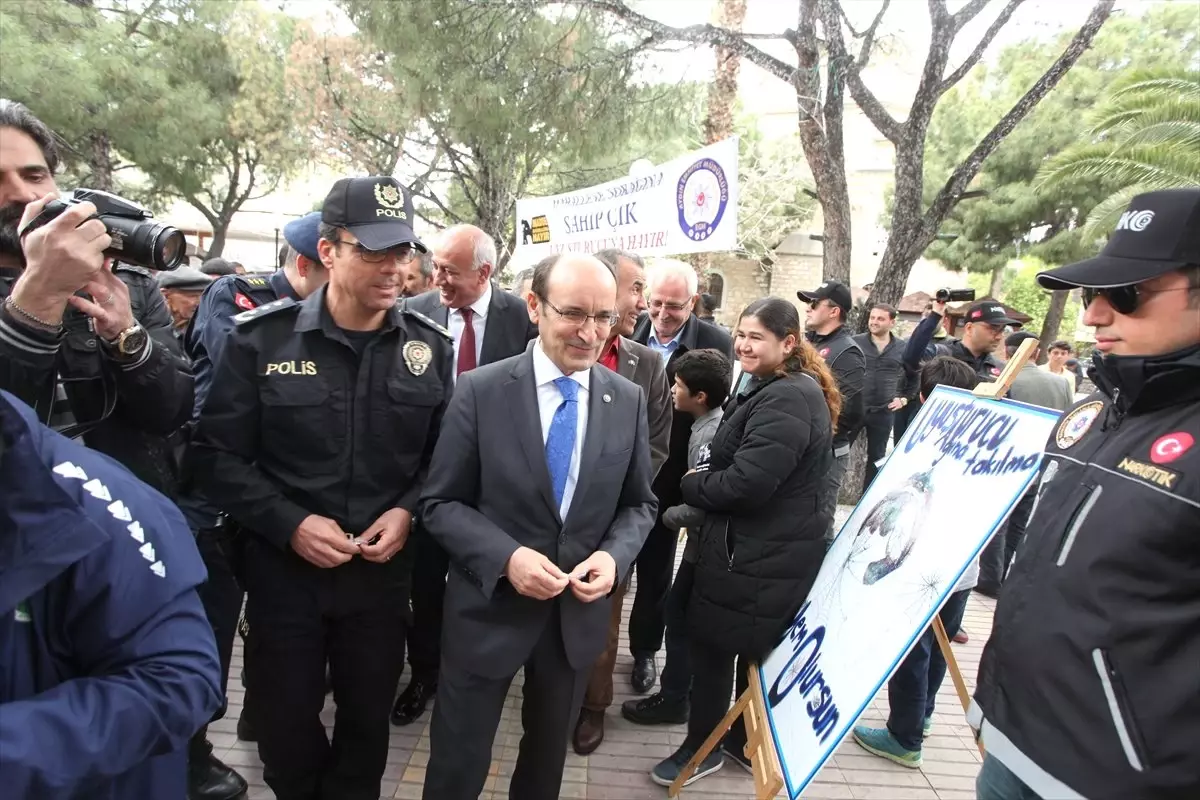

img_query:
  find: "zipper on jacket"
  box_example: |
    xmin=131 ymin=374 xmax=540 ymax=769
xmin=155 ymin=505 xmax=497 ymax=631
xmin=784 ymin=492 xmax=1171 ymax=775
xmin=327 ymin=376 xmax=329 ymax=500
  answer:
xmin=1055 ymin=484 xmax=1101 ymax=566
xmin=724 ymin=521 xmax=735 ymax=571
xmin=1092 ymin=649 xmax=1147 ymax=772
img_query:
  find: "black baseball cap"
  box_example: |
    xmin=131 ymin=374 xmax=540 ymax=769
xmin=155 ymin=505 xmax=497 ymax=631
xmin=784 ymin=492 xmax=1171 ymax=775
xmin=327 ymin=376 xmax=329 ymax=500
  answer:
xmin=321 ymin=176 xmax=427 ymax=253
xmin=1038 ymin=188 xmax=1200 ymax=290
xmin=964 ymin=301 xmax=1019 ymax=326
xmin=283 ymin=211 xmax=321 ymax=263
xmin=1004 ymin=330 xmax=1039 ymax=350
xmin=797 ymin=281 xmax=852 ymax=315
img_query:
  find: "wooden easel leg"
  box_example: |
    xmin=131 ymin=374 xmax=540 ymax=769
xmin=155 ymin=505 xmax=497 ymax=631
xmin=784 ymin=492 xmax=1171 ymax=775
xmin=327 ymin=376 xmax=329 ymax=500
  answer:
xmin=667 ymin=690 xmax=751 ymax=797
xmin=933 ymin=617 xmax=985 ymax=756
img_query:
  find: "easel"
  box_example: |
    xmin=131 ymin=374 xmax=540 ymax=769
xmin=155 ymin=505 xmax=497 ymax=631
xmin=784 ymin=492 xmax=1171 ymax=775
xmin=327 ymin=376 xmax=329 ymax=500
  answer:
xmin=669 ymin=337 xmax=1040 ymax=795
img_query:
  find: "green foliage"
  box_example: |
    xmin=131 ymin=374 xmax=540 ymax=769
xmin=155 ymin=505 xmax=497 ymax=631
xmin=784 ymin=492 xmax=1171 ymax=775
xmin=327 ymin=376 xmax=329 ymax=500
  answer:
xmin=922 ymin=3 xmax=1199 ymax=279
xmin=735 ymin=125 xmax=815 ymax=262
xmin=339 ymin=0 xmax=702 ymax=258
xmin=1000 ymin=257 xmax=1081 ymax=335
xmin=1037 ymin=66 xmax=1200 ymax=235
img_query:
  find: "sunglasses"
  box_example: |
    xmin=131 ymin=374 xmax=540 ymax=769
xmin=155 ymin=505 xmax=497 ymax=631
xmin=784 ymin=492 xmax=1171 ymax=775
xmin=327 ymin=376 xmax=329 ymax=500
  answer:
xmin=1081 ymin=284 xmax=1191 ymax=315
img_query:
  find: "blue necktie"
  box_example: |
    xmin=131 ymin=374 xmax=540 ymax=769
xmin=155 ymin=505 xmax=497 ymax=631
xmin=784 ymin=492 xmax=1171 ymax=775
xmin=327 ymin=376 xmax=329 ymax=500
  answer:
xmin=546 ymin=377 xmax=579 ymax=508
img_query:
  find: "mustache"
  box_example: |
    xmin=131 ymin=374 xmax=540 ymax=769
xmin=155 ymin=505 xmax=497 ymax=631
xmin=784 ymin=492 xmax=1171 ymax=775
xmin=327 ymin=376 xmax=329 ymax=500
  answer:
xmin=0 ymin=202 xmax=27 ymax=261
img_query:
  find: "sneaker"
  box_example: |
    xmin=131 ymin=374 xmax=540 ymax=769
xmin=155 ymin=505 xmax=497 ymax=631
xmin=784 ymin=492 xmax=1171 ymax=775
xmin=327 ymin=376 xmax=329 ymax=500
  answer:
xmin=620 ymin=692 xmax=688 ymax=725
xmin=852 ymin=725 xmax=923 ymax=768
xmin=721 ymin=740 xmax=753 ymax=774
xmin=923 ymin=716 xmax=934 ymax=737
xmin=650 ymin=745 xmax=724 ymax=787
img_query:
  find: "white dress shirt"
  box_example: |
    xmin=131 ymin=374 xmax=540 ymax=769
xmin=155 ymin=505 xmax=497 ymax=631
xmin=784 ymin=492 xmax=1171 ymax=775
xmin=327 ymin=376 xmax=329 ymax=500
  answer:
xmin=532 ymin=339 xmax=590 ymax=519
xmin=448 ymin=281 xmax=492 ymax=382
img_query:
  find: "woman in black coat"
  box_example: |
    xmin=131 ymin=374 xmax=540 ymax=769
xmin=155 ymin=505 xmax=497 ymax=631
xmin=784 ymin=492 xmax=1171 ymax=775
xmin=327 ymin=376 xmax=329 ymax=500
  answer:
xmin=651 ymin=297 xmax=841 ymax=787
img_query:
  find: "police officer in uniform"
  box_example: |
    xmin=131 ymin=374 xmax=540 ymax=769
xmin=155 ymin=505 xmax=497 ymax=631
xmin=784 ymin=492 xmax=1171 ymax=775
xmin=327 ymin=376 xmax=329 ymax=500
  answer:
xmin=903 ymin=299 xmax=1014 ymax=386
xmin=190 ymin=177 xmax=453 ymax=800
xmin=175 ymin=212 xmax=330 ymax=797
xmin=971 ymin=188 xmax=1200 ymax=800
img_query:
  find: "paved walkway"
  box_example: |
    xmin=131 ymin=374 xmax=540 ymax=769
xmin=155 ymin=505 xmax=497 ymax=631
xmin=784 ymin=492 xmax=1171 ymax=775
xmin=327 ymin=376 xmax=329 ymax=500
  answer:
xmin=214 ymin=511 xmax=993 ymax=800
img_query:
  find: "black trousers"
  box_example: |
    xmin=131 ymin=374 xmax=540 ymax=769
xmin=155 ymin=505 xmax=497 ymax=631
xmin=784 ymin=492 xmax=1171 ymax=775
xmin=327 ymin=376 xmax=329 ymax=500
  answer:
xmin=405 ymin=524 xmax=448 ymax=683
xmin=628 ymin=521 xmax=679 ymax=657
xmin=862 ymin=409 xmax=895 ymax=491
xmin=978 ymin=484 xmax=1037 ymax=592
xmin=193 ymin=524 xmax=244 ymax=723
xmin=423 ymin=607 xmax=587 ymax=800
xmin=685 ymin=639 xmax=750 ymax=754
xmin=243 ymin=539 xmax=407 ymax=800
xmin=893 ymin=402 xmax=916 ymax=445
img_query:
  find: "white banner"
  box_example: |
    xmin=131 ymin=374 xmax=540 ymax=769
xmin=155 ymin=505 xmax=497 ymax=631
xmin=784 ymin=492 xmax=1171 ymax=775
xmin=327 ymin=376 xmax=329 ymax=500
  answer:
xmin=513 ymin=138 xmax=739 ymax=261
xmin=758 ymin=386 xmax=1062 ymax=798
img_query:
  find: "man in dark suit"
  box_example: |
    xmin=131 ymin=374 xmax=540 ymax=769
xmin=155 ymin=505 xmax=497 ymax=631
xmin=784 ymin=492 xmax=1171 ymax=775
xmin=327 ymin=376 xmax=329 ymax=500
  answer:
xmin=628 ymin=259 xmax=733 ymax=693
xmin=392 ymin=223 xmax=537 ymax=726
xmin=572 ymin=248 xmax=672 ymax=754
xmin=419 ymin=253 xmax=657 ymax=800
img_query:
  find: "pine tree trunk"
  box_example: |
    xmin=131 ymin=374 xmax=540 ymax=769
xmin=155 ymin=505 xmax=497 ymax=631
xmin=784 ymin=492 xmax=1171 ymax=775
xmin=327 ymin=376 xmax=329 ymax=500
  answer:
xmin=87 ymin=130 xmax=114 ymax=192
xmin=989 ymin=262 xmax=1005 ymax=298
xmin=1038 ymin=289 xmax=1070 ymax=363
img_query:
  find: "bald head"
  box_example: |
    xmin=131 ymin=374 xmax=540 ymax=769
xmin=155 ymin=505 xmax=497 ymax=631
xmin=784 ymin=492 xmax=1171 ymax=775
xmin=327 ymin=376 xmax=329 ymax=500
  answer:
xmin=433 ymin=224 xmax=497 ymax=308
xmin=529 ymin=254 xmax=618 ymax=374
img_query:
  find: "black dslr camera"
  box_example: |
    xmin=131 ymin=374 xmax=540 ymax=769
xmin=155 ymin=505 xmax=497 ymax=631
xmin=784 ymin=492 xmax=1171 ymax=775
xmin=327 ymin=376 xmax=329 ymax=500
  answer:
xmin=19 ymin=189 xmax=186 ymax=271
xmin=935 ymin=288 xmax=975 ymax=303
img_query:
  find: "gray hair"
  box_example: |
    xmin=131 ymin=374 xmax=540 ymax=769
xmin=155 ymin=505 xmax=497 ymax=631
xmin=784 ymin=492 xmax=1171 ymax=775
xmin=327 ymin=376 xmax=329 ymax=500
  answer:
xmin=418 ymin=249 xmax=434 ymax=279
xmin=594 ymin=248 xmax=645 ymax=278
xmin=512 ymin=268 xmax=534 ymax=290
xmin=647 ymin=259 xmax=699 ymax=296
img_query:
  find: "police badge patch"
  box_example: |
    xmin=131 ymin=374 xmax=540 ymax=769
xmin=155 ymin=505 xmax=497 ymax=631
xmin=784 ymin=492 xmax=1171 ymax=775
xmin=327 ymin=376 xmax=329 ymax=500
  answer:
xmin=1055 ymin=400 xmax=1104 ymax=449
xmin=403 ymin=340 xmax=433 ymax=376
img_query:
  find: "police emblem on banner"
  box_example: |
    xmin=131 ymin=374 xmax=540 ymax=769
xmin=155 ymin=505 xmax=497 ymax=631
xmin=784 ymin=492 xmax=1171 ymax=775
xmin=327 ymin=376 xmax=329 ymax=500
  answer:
xmin=403 ymin=341 xmax=432 ymax=376
xmin=676 ymin=157 xmax=729 ymax=242
xmin=1055 ymin=400 xmax=1103 ymax=449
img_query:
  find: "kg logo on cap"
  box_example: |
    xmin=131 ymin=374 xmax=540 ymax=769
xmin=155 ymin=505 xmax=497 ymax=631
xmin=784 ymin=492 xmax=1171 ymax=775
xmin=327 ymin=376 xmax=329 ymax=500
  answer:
xmin=1115 ymin=209 xmax=1155 ymax=232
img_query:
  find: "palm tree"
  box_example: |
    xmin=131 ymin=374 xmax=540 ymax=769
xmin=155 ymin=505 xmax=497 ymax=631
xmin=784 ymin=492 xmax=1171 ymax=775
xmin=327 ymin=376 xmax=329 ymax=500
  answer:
xmin=1037 ymin=68 xmax=1200 ymax=236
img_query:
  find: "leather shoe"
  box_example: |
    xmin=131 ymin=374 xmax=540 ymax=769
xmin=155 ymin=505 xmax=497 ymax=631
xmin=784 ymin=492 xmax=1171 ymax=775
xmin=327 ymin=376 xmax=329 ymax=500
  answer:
xmin=631 ymin=655 xmax=657 ymax=694
xmin=188 ymin=740 xmax=248 ymax=800
xmin=391 ymin=677 xmax=437 ymax=726
xmin=573 ymin=708 xmax=605 ymax=755
xmin=621 ymin=692 xmax=688 ymax=725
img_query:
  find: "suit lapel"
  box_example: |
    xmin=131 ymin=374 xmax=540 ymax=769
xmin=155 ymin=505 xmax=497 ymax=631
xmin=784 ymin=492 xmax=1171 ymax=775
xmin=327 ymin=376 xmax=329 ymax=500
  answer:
xmin=478 ymin=288 xmax=503 ymax=366
xmin=507 ymin=352 xmax=562 ymax=525
xmin=616 ymin=337 xmax=640 ymax=382
xmin=565 ymin=367 xmax=611 ymax=527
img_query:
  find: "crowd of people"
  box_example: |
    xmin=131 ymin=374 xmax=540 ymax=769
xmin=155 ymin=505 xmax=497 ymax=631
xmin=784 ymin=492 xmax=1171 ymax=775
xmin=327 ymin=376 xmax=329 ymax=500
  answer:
xmin=2 ymin=96 xmax=1198 ymax=800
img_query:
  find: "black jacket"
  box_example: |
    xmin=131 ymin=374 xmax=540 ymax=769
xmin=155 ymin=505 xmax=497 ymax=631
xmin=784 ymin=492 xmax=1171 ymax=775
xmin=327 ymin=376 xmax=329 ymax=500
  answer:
xmin=970 ymin=344 xmax=1200 ymax=800
xmin=0 ymin=265 xmax=193 ymax=495
xmin=681 ymin=371 xmax=832 ymax=658
xmin=853 ymin=332 xmax=913 ymax=412
xmin=189 ymin=285 xmax=454 ymax=550
xmin=903 ymin=311 xmax=1003 ymax=384
xmin=807 ymin=325 xmax=864 ymax=449
xmin=632 ymin=313 xmax=734 ymax=516
xmin=401 ymin=285 xmax=536 ymax=366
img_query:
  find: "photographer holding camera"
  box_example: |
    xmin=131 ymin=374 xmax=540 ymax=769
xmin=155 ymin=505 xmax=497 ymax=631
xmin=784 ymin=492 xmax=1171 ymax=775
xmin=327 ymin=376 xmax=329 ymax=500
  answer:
xmin=0 ymin=100 xmax=192 ymax=495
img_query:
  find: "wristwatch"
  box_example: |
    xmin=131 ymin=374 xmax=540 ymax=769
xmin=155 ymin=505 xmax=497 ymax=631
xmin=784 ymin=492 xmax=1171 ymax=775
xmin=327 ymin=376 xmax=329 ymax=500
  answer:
xmin=102 ymin=322 xmax=150 ymax=358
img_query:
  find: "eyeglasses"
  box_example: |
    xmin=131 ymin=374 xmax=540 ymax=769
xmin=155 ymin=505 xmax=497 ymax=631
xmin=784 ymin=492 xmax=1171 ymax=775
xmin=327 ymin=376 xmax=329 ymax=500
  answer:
xmin=648 ymin=299 xmax=690 ymax=313
xmin=541 ymin=297 xmax=617 ymax=328
xmin=1081 ymin=284 xmax=1191 ymax=315
xmin=332 ymin=238 xmax=417 ymax=265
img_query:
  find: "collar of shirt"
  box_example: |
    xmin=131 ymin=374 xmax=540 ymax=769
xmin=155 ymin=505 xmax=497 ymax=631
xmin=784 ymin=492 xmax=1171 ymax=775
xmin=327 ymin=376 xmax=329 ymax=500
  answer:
xmin=598 ymin=336 xmax=620 ymax=372
xmin=692 ymin=406 xmax=723 ymax=433
xmin=532 ymin=338 xmax=591 ymax=396
xmin=648 ymin=324 xmax=685 ymax=362
xmin=457 ymin=281 xmax=492 ymax=322
xmin=270 ymin=268 xmax=301 ymax=301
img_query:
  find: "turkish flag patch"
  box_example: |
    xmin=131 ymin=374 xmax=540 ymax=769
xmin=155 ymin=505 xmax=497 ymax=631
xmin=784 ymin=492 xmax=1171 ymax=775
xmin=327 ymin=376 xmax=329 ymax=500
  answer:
xmin=234 ymin=293 xmax=255 ymax=311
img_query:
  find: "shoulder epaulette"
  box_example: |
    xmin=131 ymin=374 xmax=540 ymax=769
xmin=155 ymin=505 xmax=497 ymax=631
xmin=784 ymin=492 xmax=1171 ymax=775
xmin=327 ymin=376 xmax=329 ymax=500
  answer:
xmin=403 ymin=308 xmax=453 ymax=342
xmin=233 ymin=274 xmax=271 ymax=289
xmin=112 ymin=263 xmax=153 ymax=278
xmin=233 ymin=297 xmax=297 ymax=326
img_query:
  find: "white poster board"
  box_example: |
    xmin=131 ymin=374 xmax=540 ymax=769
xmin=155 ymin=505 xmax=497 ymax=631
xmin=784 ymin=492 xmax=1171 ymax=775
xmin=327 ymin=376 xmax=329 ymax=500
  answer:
xmin=512 ymin=138 xmax=738 ymax=261
xmin=758 ymin=386 xmax=1061 ymax=798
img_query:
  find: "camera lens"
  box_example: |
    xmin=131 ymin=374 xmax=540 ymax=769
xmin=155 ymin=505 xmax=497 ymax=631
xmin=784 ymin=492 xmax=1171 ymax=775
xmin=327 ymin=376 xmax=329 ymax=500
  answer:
xmin=101 ymin=215 xmax=185 ymax=270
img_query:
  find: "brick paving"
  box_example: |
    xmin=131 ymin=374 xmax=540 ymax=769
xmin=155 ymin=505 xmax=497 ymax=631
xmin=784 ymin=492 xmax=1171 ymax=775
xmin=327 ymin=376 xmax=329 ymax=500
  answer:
xmin=214 ymin=509 xmax=992 ymax=800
